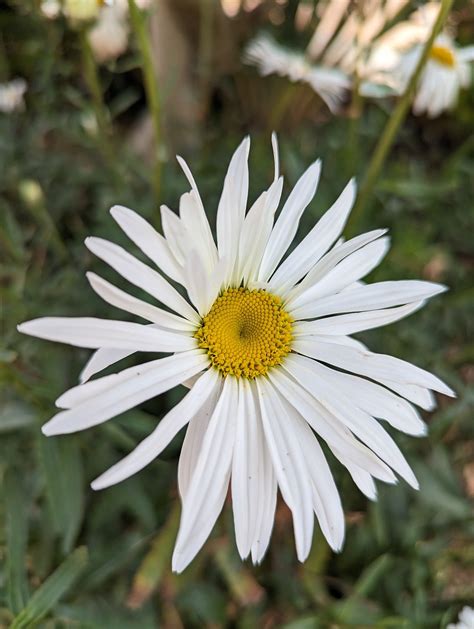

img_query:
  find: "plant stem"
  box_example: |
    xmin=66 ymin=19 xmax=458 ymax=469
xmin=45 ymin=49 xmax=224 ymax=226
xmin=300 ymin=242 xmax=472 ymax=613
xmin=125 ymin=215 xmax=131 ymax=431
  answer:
xmin=347 ymin=0 xmax=453 ymax=234
xmin=128 ymin=0 xmax=162 ymax=203
xmin=78 ymin=29 xmax=116 ymax=176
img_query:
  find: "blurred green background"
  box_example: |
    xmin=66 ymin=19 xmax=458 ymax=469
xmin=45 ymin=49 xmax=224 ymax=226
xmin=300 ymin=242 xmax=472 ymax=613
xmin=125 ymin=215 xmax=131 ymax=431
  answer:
xmin=1 ymin=1 xmax=473 ymax=627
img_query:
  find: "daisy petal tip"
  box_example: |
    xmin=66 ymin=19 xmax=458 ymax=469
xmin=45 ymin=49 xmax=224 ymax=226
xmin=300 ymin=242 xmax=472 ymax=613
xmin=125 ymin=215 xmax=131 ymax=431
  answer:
xmin=41 ymin=422 xmax=56 ymax=437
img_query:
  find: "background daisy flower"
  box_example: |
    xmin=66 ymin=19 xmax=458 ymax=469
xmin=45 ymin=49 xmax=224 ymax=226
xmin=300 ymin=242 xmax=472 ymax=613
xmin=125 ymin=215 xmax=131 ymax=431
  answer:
xmin=18 ymin=136 xmax=455 ymax=573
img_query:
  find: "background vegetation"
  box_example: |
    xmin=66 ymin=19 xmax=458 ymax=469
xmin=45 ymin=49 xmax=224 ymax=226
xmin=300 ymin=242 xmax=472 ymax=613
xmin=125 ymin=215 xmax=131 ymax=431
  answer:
xmin=1 ymin=1 xmax=473 ymax=627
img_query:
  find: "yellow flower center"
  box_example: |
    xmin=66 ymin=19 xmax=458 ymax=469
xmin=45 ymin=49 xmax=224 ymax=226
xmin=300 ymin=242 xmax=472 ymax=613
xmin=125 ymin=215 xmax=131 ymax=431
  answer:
xmin=195 ymin=287 xmax=293 ymax=379
xmin=429 ymin=45 xmax=456 ymax=67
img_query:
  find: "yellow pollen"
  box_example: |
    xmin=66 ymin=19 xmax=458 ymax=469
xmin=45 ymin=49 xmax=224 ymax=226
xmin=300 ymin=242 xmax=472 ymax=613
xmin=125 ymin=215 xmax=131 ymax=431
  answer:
xmin=429 ymin=45 xmax=456 ymax=67
xmin=195 ymin=287 xmax=293 ymax=379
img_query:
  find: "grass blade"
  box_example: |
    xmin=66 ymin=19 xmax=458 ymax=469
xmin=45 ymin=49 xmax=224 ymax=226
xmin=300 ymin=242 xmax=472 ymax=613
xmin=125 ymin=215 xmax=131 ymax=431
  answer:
xmin=10 ymin=546 xmax=88 ymax=629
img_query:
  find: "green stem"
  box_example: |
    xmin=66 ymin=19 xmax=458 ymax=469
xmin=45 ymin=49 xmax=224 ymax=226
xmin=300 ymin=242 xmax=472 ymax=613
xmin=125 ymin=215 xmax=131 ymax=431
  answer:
xmin=128 ymin=0 xmax=162 ymax=203
xmin=347 ymin=0 xmax=453 ymax=234
xmin=78 ymin=29 xmax=116 ymax=175
xmin=268 ymin=81 xmax=296 ymax=132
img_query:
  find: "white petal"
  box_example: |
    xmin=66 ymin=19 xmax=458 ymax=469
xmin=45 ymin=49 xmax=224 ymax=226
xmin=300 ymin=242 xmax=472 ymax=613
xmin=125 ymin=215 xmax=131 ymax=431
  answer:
xmin=292 ymin=301 xmax=424 ymax=336
xmin=307 ymin=0 xmax=351 ymax=59
xmin=258 ymin=160 xmax=321 ymax=282
xmin=457 ymin=45 xmax=474 ymax=62
xmin=287 ymin=229 xmax=387 ymax=302
xmin=292 ymin=414 xmax=345 ymax=551
xmin=333 ymin=453 xmax=378 ymax=500
xmin=176 ymin=155 xmax=218 ymax=266
xmin=269 ymin=369 xmax=397 ymax=483
xmin=377 ymin=380 xmax=436 ymax=411
xmin=178 ymin=380 xmax=222 ymax=498
xmin=178 ymin=190 xmax=218 ymax=273
xmin=91 ymin=369 xmax=219 ymax=489
xmin=160 ymin=205 xmax=187 ymax=266
xmin=310 ymin=362 xmax=426 ymax=436
xmin=285 ymin=354 xmax=419 ymax=488
xmin=110 ymin=205 xmax=184 ymax=284
xmin=291 ymin=280 xmax=447 ymax=320
xmin=256 ymin=378 xmax=314 ymax=562
xmin=172 ymin=377 xmax=237 ymax=573
xmin=271 ymin=132 xmax=279 ymax=180
xmin=270 ymin=179 xmax=356 ymax=291
xmin=182 ymin=249 xmax=210 ymax=316
xmin=42 ymin=350 xmax=208 ymax=435
xmin=216 ymin=137 xmax=251 ymax=284
xmin=231 ymin=379 xmax=264 ymax=559
xmin=85 ymin=237 xmax=199 ymax=323
xmin=86 ymin=272 xmax=195 ymax=331
xmin=238 ymin=177 xmax=283 ymax=284
xmin=80 ymin=347 xmax=133 ymax=383
xmin=292 ymin=337 xmax=455 ymax=397
xmin=249 ymin=380 xmax=277 ymax=564
xmin=18 ymin=317 xmax=195 ymax=352
xmin=288 ymin=237 xmax=390 ymax=310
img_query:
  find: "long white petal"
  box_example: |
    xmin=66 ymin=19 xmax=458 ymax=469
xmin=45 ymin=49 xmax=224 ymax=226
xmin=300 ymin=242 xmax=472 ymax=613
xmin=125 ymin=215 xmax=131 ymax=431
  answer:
xmin=332 ymin=451 xmax=378 ymax=500
xmin=285 ymin=354 xmax=419 ymax=488
xmin=292 ymin=413 xmax=345 ymax=550
xmin=289 ymin=237 xmax=390 ymax=309
xmin=91 ymin=369 xmax=219 ymax=489
xmin=85 ymin=237 xmax=199 ymax=323
xmin=258 ymin=160 xmax=321 ymax=282
xmin=80 ymin=347 xmax=133 ymax=383
xmin=86 ymin=273 xmax=195 ymax=332
xmin=182 ymin=249 xmax=210 ymax=316
xmin=176 ymin=155 xmax=218 ymax=266
xmin=310 ymin=361 xmax=426 ymax=435
xmin=110 ymin=205 xmax=184 ymax=284
xmin=178 ymin=380 xmax=222 ymax=499
xmin=291 ymin=280 xmax=446 ymax=320
xmin=231 ymin=379 xmax=264 ymax=559
xmin=293 ymin=337 xmax=455 ymax=397
xmin=160 ymin=206 xmax=187 ymax=266
xmin=172 ymin=377 xmax=237 ymax=573
xmin=256 ymin=378 xmax=314 ymax=562
xmin=42 ymin=350 xmax=208 ymax=435
xmin=292 ymin=301 xmax=424 ymax=336
xmin=269 ymin=369 xmax=397 ymax=483
xmin=237 ymin=177 xmax=283 ymax=285
xmin=18 ymin=317 xmax=195 ymax=353
xmin=287 ymin=229 xmax=387 ymax=302
xmin=216 ymin=137 xmax=250 ymax=284
xmin=178 ymin=190 xmax=218 ymax=273
xmin=249 ymin=380 xmax=277 ymax=564
xmin=270 ymin=179 xmax=356 ymax=291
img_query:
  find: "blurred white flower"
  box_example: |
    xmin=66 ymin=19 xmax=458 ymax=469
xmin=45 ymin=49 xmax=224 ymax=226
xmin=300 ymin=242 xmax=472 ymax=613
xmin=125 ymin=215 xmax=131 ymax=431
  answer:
xmin=307 ymin=0 xmax=410 ymax=94
xmin=19 ymin=136 xmax=454 ymax=572
xmin=88 ymin=4 xmax=129 ymax=63
xmin=447 ymin=606 xmax=474 ymax=629
xmin=0 ymin=78 xmax=27 ymax=113
xmin=369 ymin=3 xmax=474 ymax=117
xmin=395 ymin=34 xmax=474 ymax=118
xmin=245 ymin=35 xmax=350 ymax=112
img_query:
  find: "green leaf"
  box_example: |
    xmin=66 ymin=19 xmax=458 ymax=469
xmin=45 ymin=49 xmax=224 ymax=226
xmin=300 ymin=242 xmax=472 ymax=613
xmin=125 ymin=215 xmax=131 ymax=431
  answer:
xmin=37 ymin=433 xmax=84 ymax=553
xmin=4 ymin=470 xmax=29 ymax=615
xmin=10 ymin=547 xmax=88 ymax=629
xmin=0 ymin=401 xmax=36 ymax=433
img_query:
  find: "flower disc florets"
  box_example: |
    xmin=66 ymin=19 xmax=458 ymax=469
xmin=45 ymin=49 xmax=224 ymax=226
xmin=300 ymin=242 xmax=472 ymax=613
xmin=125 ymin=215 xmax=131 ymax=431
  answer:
xmin=429 ymin=44 xmax=456 ymax=67
xmin=195 ymin=287 xmax=293 ymax=378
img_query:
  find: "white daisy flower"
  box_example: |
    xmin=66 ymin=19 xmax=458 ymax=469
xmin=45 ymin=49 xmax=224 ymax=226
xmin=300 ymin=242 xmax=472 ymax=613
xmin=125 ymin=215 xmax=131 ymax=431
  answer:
xmin=244 ymin=35 xmax=351 ymax=113
xmin=18 ymin=136 xmax=455 ymax=573
xmin=88 ymin=4 xmax=129 ymax=63
xmin=0 ymin=78 xmax=27 ymax=114
xmin=447 ymin=606 xmax=474 ymax=629
xmin=392 ymin=33 xmax=474 ymax=118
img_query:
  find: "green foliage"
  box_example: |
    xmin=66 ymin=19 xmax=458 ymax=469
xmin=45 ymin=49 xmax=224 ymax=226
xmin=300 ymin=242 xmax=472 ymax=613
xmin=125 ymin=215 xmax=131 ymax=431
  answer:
xmin=1 ymin=1 xmax=473 ymax=627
